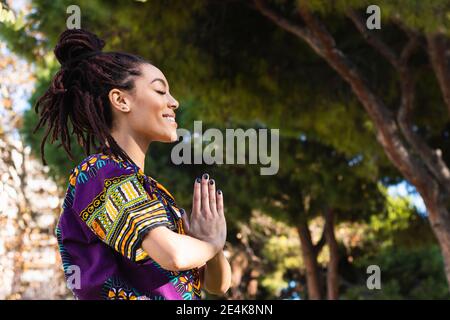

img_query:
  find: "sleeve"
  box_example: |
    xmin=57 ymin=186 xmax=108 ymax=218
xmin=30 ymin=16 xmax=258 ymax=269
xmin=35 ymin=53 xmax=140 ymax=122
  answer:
xmin=71 ymin=159 xmax=171 ymax=263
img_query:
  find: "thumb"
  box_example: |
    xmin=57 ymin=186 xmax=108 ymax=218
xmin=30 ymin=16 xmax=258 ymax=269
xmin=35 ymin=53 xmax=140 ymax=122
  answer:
xmin=181 ymin=208 xmax=190 ymax=231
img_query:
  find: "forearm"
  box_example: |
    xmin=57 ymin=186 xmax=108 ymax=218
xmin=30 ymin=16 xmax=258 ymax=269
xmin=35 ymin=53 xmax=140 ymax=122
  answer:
xmin=142 ymin=227 xmax=219 ymax=271
xmin=172 ymin=233 xmax=220 ymax=271
xmin=203 ymin=250 xmax=232 ymax=295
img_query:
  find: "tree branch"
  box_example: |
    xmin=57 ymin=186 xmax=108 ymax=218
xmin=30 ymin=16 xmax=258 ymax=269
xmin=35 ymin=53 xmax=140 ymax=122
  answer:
xmin=346 ymin=11 xmax=450 ymax=194
xmin=252 ymin=0 xmax=436 ymax=198
xmin=299 ymin=0 xmax=436 ymax=195
xmin=252 ymin=0 xmax=314 ymax=44
xmin=314 ymin=223 xmax=326 ymax=255
xmin=346 ymin=9 xmax=400 ymax=68
xmin=397 ymin=34 xmax=450 ymax=194
xmin=427 ymin=33 xmax=450 ymax=118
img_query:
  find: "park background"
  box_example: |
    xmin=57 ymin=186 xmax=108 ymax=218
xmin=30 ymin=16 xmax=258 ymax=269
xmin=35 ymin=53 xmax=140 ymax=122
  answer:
xmin=1 ymin=0 xmax=450 ymax=300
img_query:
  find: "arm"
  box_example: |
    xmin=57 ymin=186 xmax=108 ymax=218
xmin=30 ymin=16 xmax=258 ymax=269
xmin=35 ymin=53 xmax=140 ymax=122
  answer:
xmin=202 ymin=250 xmax=232 ymax=296
xmin=142 ymin=226 xmax=220 ymax=271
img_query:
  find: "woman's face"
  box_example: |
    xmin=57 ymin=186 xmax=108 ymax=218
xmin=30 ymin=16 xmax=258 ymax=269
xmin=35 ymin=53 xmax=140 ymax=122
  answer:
xmin=113 ymin=63 xmax=179 ymax=143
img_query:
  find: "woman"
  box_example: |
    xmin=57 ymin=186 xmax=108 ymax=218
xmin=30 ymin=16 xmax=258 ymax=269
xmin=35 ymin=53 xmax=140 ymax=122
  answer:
xmin=34 ymin=28 xmax=231 ymax=300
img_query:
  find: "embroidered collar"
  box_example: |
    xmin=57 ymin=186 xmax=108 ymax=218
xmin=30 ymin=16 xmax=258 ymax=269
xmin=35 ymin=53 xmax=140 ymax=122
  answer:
xmin=103 ymin=152 xmax=176 ymax=203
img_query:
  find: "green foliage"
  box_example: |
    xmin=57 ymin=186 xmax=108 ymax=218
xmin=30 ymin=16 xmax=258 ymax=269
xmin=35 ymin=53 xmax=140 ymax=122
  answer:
xmin=364 ymin=186 xmax=436 ymax=249
xmin=340 ymin=191 xmax=445 ymax=299
xmin=235 ymin=212 xmax=304 ymax=298
xmin=344 ymin=245 xmax=450 ymax=300
xmin=255 ymin=136 xmax=386 ymax=226
xmin=261 ymin=234 xmax=301 ymax=296
xmin=305 ymin=0 xmax=450 ymax=34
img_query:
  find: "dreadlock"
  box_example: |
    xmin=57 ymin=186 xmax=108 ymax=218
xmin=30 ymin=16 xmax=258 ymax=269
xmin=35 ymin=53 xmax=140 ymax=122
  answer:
xmin=33 ymin=28 xmax=149 ymax=167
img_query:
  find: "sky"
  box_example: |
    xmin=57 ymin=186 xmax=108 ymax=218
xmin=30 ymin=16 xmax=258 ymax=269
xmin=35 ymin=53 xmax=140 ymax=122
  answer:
xmin=387 ymin=180 xmax=427 ymax=216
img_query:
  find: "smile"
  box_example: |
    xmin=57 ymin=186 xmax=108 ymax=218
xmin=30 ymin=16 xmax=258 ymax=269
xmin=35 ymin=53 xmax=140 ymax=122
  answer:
xmin=163 ymin=114 xmax=177 ymax=126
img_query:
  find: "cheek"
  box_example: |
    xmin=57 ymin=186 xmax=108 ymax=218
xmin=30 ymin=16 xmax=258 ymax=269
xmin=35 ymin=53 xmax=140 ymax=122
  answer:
xmin=130 ymin=101 xmax=166 ymax=136
xmin=132 ymin=107 xmax=160 ymax=132
xmin=129 ymin=90 xmax=174 ymax=140
xmin=133 ymin=92 xmax=162 ymax=121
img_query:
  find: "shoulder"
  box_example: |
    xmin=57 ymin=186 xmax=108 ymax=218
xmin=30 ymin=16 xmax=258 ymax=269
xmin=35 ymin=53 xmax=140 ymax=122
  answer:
xmin=68 ymin=153 xmax=144 ymax=214
xmin=68 ymin=153 xmax=135 ymax=188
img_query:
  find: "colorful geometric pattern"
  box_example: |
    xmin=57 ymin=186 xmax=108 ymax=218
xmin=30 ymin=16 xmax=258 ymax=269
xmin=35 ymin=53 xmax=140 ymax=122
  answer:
xmin=80 ymin=173 xmax=170 ymax=262
xmin=152 ymin=260 xmax=203 ymax=300
xmin=55 ymin=226 xmax=72 ymax=275
xmin=56 ymin=152 xmax=203 ymax=300
xmin=101 ymin=276 xmax=164 ymax=300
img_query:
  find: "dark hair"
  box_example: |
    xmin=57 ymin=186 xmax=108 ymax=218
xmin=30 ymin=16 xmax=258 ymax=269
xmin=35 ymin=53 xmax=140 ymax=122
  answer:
xmin=33 ymin=28 xmax=150 ymax=166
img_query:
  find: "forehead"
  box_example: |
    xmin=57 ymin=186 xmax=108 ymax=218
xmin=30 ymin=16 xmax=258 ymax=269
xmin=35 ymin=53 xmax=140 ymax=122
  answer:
xmin=140 ymin=63 xmax=168 ymax=85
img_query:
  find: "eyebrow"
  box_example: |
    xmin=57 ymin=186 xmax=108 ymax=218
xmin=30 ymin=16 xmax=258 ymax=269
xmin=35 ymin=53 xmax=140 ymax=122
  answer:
xmin=151 ymin=78 xmax=169 ymax=90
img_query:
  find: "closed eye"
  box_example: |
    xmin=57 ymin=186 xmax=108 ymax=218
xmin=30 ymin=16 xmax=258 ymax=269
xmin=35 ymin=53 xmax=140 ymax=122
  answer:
xmin=156 ymin=90 xmax=166 ymax=95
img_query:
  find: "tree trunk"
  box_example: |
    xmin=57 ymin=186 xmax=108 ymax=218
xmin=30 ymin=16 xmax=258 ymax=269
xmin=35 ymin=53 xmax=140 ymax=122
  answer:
xmin=422 ymin=194 xmax=450 ymax=285
xmin=324 ymin=208 xmax=339 ymax=300
xmin=296 ymin=221 xmax=322 ymax=300
xmin=229 ymin=244 xmax=250 ymax=299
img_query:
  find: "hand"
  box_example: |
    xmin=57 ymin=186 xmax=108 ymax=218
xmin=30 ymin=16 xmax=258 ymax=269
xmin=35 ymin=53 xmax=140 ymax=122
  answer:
xmin=182 ymin=173 xmax=227 ymax=252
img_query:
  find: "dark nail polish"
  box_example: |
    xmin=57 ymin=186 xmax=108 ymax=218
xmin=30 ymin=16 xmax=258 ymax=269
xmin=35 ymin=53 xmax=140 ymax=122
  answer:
xmin=203 ymin=173 xmax=209 ymax=180
xmin=217 ymin=190 xmax=222 ymax=195
xmin=196 ymin=177 xmax=201 ymax=183
xmin=209 ymin=179 xmax=214 ymax=185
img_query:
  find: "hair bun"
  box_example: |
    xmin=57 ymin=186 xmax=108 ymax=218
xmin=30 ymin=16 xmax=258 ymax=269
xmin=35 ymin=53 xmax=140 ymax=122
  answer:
xmin=54 ymin=28 xmax=105 ymax=66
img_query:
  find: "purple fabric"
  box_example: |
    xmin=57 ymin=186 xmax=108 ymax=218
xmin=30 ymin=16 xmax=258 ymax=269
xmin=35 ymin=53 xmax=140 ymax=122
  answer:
xmin=55 ymin=152 xmax=203 ymax=300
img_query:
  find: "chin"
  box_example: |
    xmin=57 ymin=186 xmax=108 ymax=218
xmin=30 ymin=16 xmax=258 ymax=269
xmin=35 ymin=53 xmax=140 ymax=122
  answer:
xmin=169 ymin=132 xmax=178 ymax=142
xmin=161 ymin=131 xmax=178 ymax=143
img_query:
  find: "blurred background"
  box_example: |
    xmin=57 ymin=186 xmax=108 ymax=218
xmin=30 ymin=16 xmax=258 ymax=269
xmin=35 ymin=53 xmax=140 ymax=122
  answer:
xmin=1 ymin=0 xmax=450 ymax=300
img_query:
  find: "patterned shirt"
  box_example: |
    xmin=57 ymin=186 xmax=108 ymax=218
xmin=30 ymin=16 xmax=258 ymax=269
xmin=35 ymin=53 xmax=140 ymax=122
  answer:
xmin=55 ymin=152 xmax=203 ymax=300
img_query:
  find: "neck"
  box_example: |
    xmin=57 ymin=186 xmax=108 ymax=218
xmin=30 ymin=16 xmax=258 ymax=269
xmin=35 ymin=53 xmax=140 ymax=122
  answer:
xmin=109 ymin=129 xmax=150 ymax=172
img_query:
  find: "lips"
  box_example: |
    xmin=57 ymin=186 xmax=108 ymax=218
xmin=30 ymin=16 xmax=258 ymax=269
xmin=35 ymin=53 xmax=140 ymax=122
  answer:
xmin=162 ymin=113 xmax=176 ymax=121
xmin=162 ymin=113 xmax=177 ymax=126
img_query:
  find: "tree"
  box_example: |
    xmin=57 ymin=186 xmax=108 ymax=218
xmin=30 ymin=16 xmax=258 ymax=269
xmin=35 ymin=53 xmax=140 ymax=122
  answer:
xmin=251 ymin=0 xmax=450 ymax=287
xmin=253 ymin=136 xmax=384 ymax=299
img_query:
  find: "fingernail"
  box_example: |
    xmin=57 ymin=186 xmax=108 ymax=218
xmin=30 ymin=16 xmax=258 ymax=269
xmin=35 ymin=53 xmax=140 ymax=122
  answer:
xmin=217 ymin=190 xmax=222 ymax=195
xmin=196 ymin=177 xmax=201 ymax=183
xmin=209 ymin=179 xmax=214 ymax=185
xmin=203 ymin=173 xmax=209 ymax=180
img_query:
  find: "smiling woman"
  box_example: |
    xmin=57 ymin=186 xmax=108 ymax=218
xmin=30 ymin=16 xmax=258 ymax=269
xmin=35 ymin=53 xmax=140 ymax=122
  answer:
xmin=107 ymin=64 xmax=180 ymax=148
xmin=33 ymin=28 xmax=231 ymax=300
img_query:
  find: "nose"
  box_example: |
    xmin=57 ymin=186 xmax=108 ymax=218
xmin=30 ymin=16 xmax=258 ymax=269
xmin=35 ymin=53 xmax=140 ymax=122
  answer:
xmin=168 ymin=94 xmax=179 ymax=110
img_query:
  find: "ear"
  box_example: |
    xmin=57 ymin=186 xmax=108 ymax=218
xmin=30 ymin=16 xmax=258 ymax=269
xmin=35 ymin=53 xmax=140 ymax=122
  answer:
xmin=108 ymin=88 xmax=131 ymax=113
